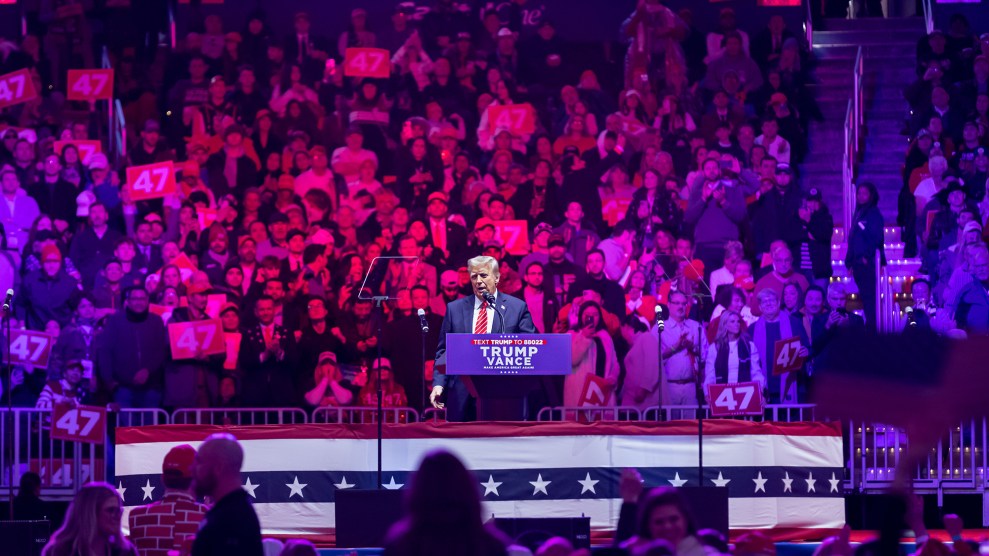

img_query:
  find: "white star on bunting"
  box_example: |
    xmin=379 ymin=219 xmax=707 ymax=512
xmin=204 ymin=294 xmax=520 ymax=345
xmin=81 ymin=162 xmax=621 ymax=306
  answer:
xmin=242 ymin=477 xmax=260 ymax=498
xmin=782 ymin=472 xmax=793 ymax=493
xmin=529 ymin=474 xmax=551 ymax=495
xmin=286 ymin=476 xmax=308 ymax=498
xmin=752 ymin=472 xmax=767 ymax=493
xmin=829 ymin=472 xmax=841 ymax=493
xmin=141 ymin=479 xmax=155 ymax=501
xmin=116 ymin=482 xmax=127 ymax=499
xmin=334 ymin=476 xmax=355 ymax=490
xmin=711 ymin=472 xmax=731 ymax=487
xmin=481 ymin=475 xmax=503 ymax=496
xmin=668 ymin=472 xmax=688 ymax=487
xmin=383 ymin=476 xmax=404 ymax=490
xmin=805 ymin=472 xmax=817 ymax=493
xmin=577 ymin=473 xmax=599 ymax=495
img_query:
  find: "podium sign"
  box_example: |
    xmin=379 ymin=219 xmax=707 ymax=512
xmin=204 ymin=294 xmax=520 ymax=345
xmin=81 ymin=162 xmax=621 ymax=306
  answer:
xmin=445 ymin=334 xmax=571 ymax=375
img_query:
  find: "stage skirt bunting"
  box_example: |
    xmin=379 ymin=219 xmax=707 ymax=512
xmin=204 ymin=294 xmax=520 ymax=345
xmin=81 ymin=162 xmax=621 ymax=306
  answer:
xmin=114 ymin=420 xmax=844 ymax=541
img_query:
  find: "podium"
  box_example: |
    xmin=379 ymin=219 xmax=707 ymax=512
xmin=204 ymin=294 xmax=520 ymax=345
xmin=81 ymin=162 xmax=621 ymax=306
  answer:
xmin=446 ymin=333 xmax=572 ymax=421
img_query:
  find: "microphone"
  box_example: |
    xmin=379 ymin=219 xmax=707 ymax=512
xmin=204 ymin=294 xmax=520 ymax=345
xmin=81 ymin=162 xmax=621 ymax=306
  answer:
xmin=904 ymin=306 xmax=917 ymax=327
xmin=417 ymin=308 xmax=430 ymax=334
xmin=2 ymin=288 xmax=11 ymax=312
xmin=482 ymin=292 xmax=496 ymax=305
xmin=655 ymin=304 xmax=668 ymax=332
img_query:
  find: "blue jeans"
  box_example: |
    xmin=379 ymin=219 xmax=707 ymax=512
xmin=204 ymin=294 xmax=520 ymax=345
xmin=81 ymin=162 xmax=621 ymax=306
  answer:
xmin=113 ymin=387 xmax=162 ymax=409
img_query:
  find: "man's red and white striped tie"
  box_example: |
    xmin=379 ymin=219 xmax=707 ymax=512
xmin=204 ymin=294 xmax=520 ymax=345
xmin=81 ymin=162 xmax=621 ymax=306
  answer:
xmin=475 ymin=301 xmax=488 ymax=334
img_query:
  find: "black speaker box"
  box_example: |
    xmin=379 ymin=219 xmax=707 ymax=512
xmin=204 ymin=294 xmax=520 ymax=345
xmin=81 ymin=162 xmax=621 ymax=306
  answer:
xmin=678 ymin=487 xmax=730 ymax=536
xmin=0 ymin=520 xmax=50 ymax=556
xmin=491 ymin=517 xmax=591 ymax=551
xmin=335 ymin=489 xmax=404 ymax=548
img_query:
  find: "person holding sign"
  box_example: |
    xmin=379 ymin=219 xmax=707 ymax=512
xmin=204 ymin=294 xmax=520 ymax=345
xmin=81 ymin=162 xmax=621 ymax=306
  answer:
xmin=165 ymin=283 xmax=224 ymax=408
xmin=703 ymin=310 xmax=765 ymax=397
xmin=750 ymin=288 xmax=808 ymax=403
xmin=565 ymin=301 xmax=620 ymax=407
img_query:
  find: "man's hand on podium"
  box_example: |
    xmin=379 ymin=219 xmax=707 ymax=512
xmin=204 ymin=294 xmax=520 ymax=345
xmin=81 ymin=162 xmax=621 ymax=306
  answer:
xmin=430 ymin=386 xmax=445 ymax=409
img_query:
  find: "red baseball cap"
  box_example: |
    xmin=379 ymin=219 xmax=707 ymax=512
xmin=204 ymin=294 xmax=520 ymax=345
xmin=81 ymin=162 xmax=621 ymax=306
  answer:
xmin=162 ymin=444 xmax=196 ymax=478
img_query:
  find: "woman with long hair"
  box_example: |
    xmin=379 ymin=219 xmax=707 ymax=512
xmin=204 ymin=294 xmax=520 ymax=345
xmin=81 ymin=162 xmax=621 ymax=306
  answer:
xmin=42 ymin=482 xmax=137 ymax=556
xmin=383 ymin=450 xmax=508 ymax=556
xmin=619 ymin=487 xmax=714 ymax=556
xmin=565 ymin=301 xmax=620 ymax=407
xmin=782 ymin=281 xmax=803 ymax=314
xmin=703 ymin=310 xmax=764 ymax=394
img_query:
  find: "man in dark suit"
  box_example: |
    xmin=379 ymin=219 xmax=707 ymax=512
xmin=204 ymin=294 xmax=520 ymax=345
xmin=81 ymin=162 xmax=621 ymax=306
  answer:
xmin=430 ymin=255 xmax=538 ymax=421
xmin=750 ymin=15 xmax=797 ymax=72
xmin=283 ymin=11 xmax=334 ymax=84
xmin=239 ymin=295 xmax=299 ymax=406
xmin=423 ymin=191 xmax=468 ymax=270
xmin=133 ymin=220 xmax=164 ymax=275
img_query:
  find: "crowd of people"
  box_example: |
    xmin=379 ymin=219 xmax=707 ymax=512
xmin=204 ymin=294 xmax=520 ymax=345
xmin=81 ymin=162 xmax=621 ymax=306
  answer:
xmin=898 ymin=17 xmax=989 ymax=334
xmin=30 ymin=439 xmax=984 ymax=556
xmin=0 ymin=0 xmax=837 ymax=416
xmin=0 ymin=0 xmax=982 ymax=419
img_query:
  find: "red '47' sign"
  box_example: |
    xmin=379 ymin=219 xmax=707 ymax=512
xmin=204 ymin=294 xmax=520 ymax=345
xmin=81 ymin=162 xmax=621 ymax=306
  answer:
xmin=67 ymin=69 xmax=114 ymax=101
xmin=7 ymin=330 xmax=53 ymax=368
xmin=494 ymin=220 xmax=530 ymax=255
xmin=168 ymin=319 xmax=226 ymax=359
xmin=579 ymin=374 xmax=611 ymax=407
xmin=773 ymin=336 xmax=806 ymax=376
xmin=0 ymin=68 xmax=38 ymax=110
xmin=488 ymin=103 xmax=536 ymax=135
xmin=52 ymin=404 xmax=106 ymax=444
xmin=126 ymin=160 xmax=176 ymax=201
xmin=706 ymin=382 xmax=764 ymax=417
xmin=344 ymin=48 xmax=392 ymax=78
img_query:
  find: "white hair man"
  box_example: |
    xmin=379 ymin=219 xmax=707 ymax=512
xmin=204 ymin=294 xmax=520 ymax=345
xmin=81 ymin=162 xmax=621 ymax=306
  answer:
xmin=430 ymin=256 xmax=538 ymax=421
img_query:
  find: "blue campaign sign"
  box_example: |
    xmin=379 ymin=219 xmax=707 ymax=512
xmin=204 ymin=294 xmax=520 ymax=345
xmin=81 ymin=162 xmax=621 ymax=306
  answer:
xmin=446 ymin=334 xmax=572 ymax=376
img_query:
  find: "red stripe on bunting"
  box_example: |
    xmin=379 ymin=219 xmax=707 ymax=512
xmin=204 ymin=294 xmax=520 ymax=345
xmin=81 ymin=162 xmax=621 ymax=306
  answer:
xmin=115 ymin=420 xmax=842 ymax=445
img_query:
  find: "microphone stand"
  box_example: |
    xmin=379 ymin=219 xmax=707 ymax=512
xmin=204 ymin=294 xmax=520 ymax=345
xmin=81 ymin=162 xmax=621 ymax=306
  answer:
xmin=4 ymin=299 xmax=12 ymax=519
xmin=655 ymin=305 xmax=665 ymax=424
xmin=355 ymin=255 xmax=420 ymax=489
xmin=371 ymin=295 xmax=386 ymax=490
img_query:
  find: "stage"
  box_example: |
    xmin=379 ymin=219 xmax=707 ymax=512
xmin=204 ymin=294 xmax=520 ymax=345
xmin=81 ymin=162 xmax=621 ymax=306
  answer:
xmin=114 ymin=419 xmax=845 ymax=546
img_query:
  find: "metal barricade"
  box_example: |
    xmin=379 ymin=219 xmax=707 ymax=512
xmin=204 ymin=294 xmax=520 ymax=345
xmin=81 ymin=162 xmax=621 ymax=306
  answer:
xmin=171 ymin=408 xmax=308 ymax=426
xmin=422 ymin=408 xmax=447 ymax=422
xmin=116 ymin=408 xmax=170 ymax=428
xmin=536 ymin=406 xmax=642 ymax=422
xmin=312 ymin=407 xmax=419 ymax=424
xmin=0 ymin=408 xmax=101 ymax=493
xmin=642 ymin=404 xmax=818 ymax=423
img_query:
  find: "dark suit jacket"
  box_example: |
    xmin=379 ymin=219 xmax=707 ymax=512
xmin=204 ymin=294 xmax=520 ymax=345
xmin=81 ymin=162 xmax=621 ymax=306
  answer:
xmin=433 ymin=293 xmax=537 ymax=420
xmin=239 ymin=322 xmax=299 ymax=407
xmin=205 ymin=151 xmax=259 ymax=198
xmin=133 ymin=243 xmax=163 ymax=275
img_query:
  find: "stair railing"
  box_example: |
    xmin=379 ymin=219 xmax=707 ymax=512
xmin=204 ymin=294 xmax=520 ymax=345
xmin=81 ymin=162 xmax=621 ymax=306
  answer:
xmin=804 ymin=0 xmax=814 ymax=48
xmin=101 ymin=47 xmax=127 ymax=166
xmin=843 ymin=47 xmax=864 ymax=234
xmin=843 ymin=100 xmax=854 ymax=233
xmin=921 ymin=0 xmax=934 ymax=34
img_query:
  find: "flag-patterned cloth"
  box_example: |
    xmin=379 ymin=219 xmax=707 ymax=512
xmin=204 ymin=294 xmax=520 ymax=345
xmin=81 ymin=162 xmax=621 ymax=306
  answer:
xmin=114 ymin=421 xmax=845 ymax=542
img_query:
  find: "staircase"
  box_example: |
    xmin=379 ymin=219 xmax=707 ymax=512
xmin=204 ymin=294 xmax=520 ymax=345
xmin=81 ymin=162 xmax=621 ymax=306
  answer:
xmin=802 ymin=16 xmax=925 ymax=223
xmin=802 ymin=17 xmax=926 ymax=324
